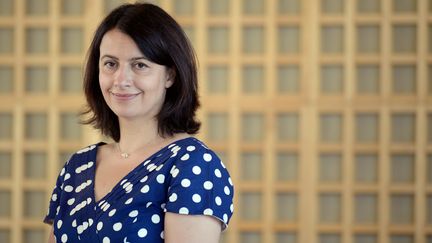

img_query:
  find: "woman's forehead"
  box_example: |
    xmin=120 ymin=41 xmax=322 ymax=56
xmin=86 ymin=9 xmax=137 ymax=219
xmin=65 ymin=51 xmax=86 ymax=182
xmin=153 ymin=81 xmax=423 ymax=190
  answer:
xmin=99 ymin=29 xmax=145 ymax=58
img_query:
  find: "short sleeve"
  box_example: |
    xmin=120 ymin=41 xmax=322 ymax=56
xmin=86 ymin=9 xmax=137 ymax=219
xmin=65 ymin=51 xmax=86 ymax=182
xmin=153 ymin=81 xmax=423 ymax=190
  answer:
xmin=165 ymin=146 xmax=234 ymax=230
xmin=43 ymin=158 xmax=69 ymax=225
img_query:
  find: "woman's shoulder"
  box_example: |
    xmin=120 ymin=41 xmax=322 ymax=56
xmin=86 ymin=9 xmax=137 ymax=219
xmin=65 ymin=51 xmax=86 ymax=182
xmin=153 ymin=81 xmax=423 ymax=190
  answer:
xmin=63 ymin=142 xmax=104 ymax=169
xmin=170 ymin=136 xmax=228 ymax=171
xmin=171 ymin=135 xmax=206 ymax=149
xmin=72 ymin=142 xmax=103 ymax=157
xmin=172 ymin=136 xmax=215 ymax=156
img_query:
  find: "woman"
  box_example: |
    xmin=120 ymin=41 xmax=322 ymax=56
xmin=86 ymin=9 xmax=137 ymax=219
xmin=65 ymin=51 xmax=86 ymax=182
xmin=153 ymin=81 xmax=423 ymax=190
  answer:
xmin=44 ymin=3 xmax=234 ymax=242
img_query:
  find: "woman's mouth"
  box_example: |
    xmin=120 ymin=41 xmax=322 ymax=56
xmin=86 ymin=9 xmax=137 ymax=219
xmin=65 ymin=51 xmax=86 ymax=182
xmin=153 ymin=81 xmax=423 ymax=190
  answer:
xmin=110 ymin=92 xmax=141 ymax=100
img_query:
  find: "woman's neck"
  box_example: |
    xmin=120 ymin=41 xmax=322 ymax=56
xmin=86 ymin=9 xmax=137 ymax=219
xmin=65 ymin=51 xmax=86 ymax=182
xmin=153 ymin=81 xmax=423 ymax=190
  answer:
xmin=117 ymin=117 xmax=162 ymax=154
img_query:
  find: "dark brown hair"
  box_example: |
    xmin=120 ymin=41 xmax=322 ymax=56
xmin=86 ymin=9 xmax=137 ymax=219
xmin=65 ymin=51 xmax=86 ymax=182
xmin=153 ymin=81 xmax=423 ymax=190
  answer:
xmin=81 ymin=3 xmax=200 ymax=142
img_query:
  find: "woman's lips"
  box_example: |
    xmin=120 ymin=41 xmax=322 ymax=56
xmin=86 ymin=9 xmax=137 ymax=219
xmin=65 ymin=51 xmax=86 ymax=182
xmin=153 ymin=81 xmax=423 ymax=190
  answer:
xmin=110 ymin=92 xmax=141 ymax=100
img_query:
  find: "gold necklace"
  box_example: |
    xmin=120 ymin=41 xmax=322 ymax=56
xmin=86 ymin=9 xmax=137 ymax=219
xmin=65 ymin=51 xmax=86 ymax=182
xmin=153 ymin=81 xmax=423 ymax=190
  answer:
xmin=116 ymin=143 xmax=130 ymax=158
xmin=116 ymin=138 xmax=159 ymax=159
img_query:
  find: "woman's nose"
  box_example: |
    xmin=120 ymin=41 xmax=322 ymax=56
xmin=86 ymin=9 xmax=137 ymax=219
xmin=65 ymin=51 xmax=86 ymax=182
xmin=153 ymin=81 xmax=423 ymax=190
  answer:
xmin=114 ymin=65 xmax=133 ymax=87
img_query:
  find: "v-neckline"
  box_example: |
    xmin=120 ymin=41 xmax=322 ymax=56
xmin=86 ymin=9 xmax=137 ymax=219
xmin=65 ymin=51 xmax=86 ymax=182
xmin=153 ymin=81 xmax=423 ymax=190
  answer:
xmin=91 ymin=136 xmax=193 ymax=205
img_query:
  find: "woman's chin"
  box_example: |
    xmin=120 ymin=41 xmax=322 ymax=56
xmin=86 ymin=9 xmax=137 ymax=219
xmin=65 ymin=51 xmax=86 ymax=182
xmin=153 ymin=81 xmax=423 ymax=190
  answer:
xmin=114 ymin=111 xmax=138 ymax=119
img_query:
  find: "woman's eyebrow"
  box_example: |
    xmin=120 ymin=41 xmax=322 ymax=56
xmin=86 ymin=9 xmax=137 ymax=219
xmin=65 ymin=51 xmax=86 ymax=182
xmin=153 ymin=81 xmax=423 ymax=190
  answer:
xmin=100 ymin=55 xmax=148 ymax=61
xmin=100 ymin=54 xmax=118 ymax=60
xmin=130 ymin=57 xmax=148 ymax=61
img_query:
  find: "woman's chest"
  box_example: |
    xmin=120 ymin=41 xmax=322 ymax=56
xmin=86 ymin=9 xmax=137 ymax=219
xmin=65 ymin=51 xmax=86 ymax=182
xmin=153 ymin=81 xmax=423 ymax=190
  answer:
xmin=55 ymin=170 xmax=171 ymax=242
xmin=94 ymin=147 xmax=151 ymax=202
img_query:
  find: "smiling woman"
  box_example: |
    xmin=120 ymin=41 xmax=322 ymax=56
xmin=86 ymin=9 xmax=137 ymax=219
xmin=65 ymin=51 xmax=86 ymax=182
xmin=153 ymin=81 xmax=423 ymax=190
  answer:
xmin=98 ymin=29 xmax=173 ymax=121
xmin=82 ymin=3 xmax=200 ymax=142
xmin=43 ymin=3 xmax=234 ymax=243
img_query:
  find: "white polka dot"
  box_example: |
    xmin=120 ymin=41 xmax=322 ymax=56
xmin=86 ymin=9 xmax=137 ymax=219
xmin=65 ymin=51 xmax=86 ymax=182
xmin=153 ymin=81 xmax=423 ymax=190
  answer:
xmin=203 ymin=181 xmax=213 ymax=190
xmin=113 ymin=222 xmax=122 ymax=231
xmin=230 ymin=204 xmax=234 ymax=212
xmin=151 ymin=214 xmax=160 ymax=224
xmin=103 ymin=237 xmax=110 ymax=243
xmin=143 ymin=159 xmax=151 ymax=166
xmin=129 ymin=210 xmax=138 ymax=217
xmin=88 ymin=218 xmax=93 ymax=226
xmin=147 ymin=163 xmax=157 ymax=171
xmin=138 ymin=228 xmax=148 ymax=238
xmin=141 ymin=185 xmax=150 ymax=193
xmin=203 ymin=208 xmax=213 ymax=215
xmin=223 ymin=214 xmax=228 ymax=223
xmin=122 ymin=182 xmax=131 ymax=189
xmin=169 ymin=165 xmax=176 ymax=173
xmin=180 ymin=153 xmax=190 ymax=161
xmin=146 ymin=202 xmax=153 ymax=208
xmin=108 ymin=209 xmax=116 ymax=217
xmin=120 ymin=179 xmax=127 ymax=186
xmin=172 ymin=168 xmax=180 ymax=178
xmin=52 ymin=194 xmax=57 ymax=201
xmin=125 ymin=184 xmax=133 ymax=193
xmin=228 ymin=177 xmax=233 ymax=186
xmin=169 ymin=193 xmax=178 ymax=202
xmin=160 ymin=231 xmax=165 ymax=239
xmin=72 ymin=219 xmax=77 ymax=227
xmin=156 ymin=174 xmax=165 ymax=184
xmin=64 ymin=173 xmax=71 ymax=180
xmin=125 ymin=198 xmax=133 ymax=205
xmin=224 ymin=186 xmax=230 ymax=195
xmin=192 ymin=166 xmax=201 ymax=175
xmin=203 ymin=153 xmax=212 ymax=162
xmin=156 ymin=164 xmax=164 ymax=171
xmin=214 ymin=169 xmax=222 ymax=178
xmin=186 ymin=145 xmax=196 ymax=151
xmin=78 ymin=225 xmax=85 ymax=234
xmin=192 ymin=194 xmax=201 ymax=203
xmin=64 ymin=185 xmax=73 ymax=192
xmin=171 ymin=145 xmax=181 ymax=153
xmin=179 ymin=207 xmax=189 ymax=214
xmin=57 ymin=220 xmax=63 ymax=229
xmin=215 ymin=196 xmax=222 ymax=206
xmin=61 ymin=234 xmax=67 ymax=243
xmin=220 ymin=161 xmax=226 ymax=168
xmin=181 ymin=179 xmax=191 ymax=187
xmin=140 ymin=176 xmax=148 ymax=183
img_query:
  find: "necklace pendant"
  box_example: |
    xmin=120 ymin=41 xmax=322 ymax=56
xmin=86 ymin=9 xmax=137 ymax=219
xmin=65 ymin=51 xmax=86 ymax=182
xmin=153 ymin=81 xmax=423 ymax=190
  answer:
xmin=120 ymin=152 xmax=129 ymax=158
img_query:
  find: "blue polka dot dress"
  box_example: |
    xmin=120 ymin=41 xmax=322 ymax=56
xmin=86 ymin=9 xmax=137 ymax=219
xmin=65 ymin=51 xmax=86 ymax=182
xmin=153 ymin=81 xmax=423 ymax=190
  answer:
xmin=44 ymin=137 xmax=234 ymax=242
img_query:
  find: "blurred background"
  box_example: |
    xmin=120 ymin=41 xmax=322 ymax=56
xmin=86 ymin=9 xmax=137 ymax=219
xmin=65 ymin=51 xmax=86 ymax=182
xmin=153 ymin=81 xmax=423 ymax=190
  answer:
xmin=0 ymin=0 xmax=430 ymax=242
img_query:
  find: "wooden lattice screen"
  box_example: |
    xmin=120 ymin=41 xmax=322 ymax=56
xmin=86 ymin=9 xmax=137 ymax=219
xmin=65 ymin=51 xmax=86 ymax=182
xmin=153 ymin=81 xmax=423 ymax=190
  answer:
xmin=0 ymin=0 xmax=431 ymax=243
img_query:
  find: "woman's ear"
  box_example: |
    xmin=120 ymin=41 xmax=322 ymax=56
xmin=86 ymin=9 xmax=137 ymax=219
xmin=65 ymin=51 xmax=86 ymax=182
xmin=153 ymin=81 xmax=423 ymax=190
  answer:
xmin=165 ymin=68 xmax=175 ymax=88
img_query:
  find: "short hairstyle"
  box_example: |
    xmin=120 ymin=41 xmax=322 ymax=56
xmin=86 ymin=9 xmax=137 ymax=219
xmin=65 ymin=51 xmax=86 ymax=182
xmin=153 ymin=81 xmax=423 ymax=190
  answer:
xmin=81 ymin=3 xmax=200 ymax=142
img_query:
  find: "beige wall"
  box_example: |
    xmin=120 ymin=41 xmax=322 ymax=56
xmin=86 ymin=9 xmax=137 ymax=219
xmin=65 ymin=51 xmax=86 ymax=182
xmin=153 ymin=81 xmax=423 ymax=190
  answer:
xmin=0 ymin=0 xmax=430 ymax=243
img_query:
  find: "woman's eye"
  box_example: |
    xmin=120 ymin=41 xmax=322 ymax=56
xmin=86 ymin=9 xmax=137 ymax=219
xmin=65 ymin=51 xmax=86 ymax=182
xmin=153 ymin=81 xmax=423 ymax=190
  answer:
xmin=134 ymin=62 xmax=148 ymax=69
xmin=104 ymin=61 xmax=117 ymax=69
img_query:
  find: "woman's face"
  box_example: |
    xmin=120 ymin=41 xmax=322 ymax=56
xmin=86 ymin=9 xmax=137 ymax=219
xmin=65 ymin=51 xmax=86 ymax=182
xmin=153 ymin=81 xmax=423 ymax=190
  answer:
xmin=98 ymin=29 xmax=173 ymax=121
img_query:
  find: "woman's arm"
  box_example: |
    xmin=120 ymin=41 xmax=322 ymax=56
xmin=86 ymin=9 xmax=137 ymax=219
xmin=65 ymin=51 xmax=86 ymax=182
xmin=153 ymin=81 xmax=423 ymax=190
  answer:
xmin=164 ymin=212 xmax=221 ymax=243
xmin=48 ymin=226 xmax=55 ymax=243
